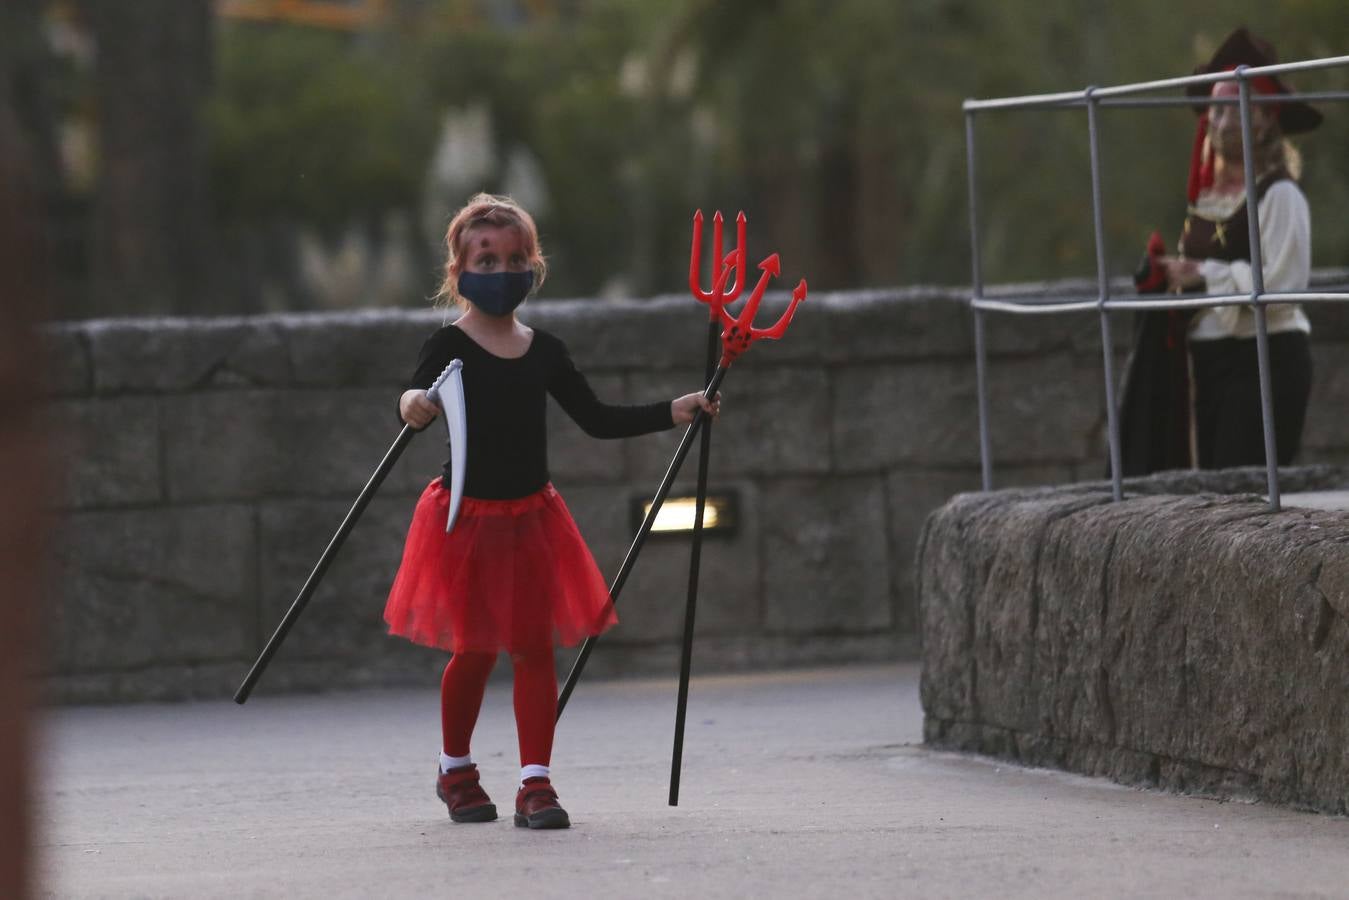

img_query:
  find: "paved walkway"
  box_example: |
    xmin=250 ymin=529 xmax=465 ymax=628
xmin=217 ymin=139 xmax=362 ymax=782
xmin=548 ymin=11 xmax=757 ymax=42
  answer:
xmin=36 ymin=664 xmax=1349 ymax=898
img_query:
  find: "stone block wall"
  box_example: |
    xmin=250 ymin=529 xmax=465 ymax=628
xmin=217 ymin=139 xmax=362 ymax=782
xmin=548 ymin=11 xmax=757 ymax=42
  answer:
xmin=41 ymin=277 xmax=1349 ymax=702
xmin=919 ymin=466 xmax=1349 ymax=814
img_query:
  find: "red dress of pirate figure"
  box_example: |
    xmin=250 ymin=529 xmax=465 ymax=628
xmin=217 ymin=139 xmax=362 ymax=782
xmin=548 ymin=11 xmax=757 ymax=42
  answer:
xmin=381 ymin=194 xmax=721 ymax=829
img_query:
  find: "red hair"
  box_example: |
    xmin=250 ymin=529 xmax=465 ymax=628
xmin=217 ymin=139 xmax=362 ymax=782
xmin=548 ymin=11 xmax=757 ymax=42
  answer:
xmin=435 ymin=193 xmax=547 ymax=309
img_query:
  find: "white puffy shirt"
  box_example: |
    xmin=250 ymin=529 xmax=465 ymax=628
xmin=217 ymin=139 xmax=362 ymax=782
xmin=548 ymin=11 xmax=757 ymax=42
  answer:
xmin=1189 ymin=179 xmax=1312 ymax=341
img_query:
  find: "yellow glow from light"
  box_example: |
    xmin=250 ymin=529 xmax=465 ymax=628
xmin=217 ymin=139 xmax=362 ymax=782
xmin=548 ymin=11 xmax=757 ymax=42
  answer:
xmin=645 ymin=498 xmax=724 ymax=533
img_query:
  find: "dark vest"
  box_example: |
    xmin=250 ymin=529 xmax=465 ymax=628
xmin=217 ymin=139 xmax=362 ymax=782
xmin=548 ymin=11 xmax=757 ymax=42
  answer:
xmin=1178 ymin=168 xmax=1292 ymax=264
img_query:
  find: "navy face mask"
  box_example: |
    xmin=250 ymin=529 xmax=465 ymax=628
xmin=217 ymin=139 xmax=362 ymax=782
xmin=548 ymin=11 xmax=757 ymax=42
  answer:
xmin=458 ymin=270 xmax=534 ymax=317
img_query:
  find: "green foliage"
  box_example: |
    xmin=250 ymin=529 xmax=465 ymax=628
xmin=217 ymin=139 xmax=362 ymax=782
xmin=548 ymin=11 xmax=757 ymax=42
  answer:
xmin=205 ymin=0 xmax=1349 ymax=298
xmin=207 ymin=24 xmax=437 ymax=229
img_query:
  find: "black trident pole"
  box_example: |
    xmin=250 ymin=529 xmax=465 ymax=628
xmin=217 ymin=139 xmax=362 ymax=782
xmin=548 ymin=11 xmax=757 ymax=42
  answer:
xmin=557 ymin=237 xmax=807 ymax=726
xmin=668 ymin=318 xmax=719 ymax=805
xmin=555 ymin=365 xmax=728 ymax=718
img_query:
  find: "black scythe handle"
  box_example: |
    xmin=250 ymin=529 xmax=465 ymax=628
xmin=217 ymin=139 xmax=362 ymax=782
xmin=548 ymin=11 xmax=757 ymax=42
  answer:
xmin=234 ymin=425 xmax=416 ymax=704
xmin=555 ymin=364 xmax=729 ymax=719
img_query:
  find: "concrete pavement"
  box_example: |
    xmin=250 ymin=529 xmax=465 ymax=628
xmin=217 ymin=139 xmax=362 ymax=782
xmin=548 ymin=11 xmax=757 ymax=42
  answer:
xmin=36 ymin=664 xmax=1349 ymax=899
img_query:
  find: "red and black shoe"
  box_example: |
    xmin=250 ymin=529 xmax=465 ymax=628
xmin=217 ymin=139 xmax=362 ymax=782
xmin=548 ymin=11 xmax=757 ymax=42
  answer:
xmin=514 ymin=776 xmax=571 ymax=830
xmin=435 ymin=763 xmax=497 ymax=823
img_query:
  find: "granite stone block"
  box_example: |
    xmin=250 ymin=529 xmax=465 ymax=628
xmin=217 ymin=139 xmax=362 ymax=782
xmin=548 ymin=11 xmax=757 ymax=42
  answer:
xmin=87 ymin=317 xmax=291 ymax=393
xmin=161 ymin=389 xmax=404 ymax=502
xmin=48 ymin=397 xmax=161 ymax=508
xmin=762 ymin=476 xmax=892 ymax=634
xmin=626 ymin=366 xmax=832 ymax=482
xmin=885 ymin=470 xmax=985 ymax=636
xmin=920 ymin=466 xmax=1349 ymax=814
xmin=832 ymin=355 xmax=1103 ymax=471
xmin=280 ymin=309 xmax=438 ymax=387
xmin=1304 ymin=342 xmax=1349 ymax=453
xmin=51 ymin=505 xmax=256 ymax=671
xmin=819 ymin=288 xmax=971 ymax=362
xmin=41 ymin=325 xmax=91 ymax=396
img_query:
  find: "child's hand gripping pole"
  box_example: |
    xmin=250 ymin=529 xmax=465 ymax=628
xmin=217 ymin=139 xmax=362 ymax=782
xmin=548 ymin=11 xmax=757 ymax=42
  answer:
xmin=555 ymin=254 xmax=807 ymax=721
xmin=234 ymin=361 xmax=461 ymax=704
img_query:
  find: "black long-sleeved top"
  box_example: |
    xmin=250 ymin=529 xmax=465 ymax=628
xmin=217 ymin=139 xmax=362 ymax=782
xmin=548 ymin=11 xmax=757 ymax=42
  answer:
xmin=405 ymin=325 xmax=674 ymax=499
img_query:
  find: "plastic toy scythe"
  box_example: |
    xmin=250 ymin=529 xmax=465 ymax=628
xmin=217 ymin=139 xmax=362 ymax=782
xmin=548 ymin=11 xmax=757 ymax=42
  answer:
xmin=435 ymin=359 xmax=467 ymax=534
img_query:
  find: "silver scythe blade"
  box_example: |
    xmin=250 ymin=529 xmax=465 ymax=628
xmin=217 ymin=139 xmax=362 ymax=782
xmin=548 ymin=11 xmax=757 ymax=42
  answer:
xmin=432 ymin=358 xmax=467 ymax=533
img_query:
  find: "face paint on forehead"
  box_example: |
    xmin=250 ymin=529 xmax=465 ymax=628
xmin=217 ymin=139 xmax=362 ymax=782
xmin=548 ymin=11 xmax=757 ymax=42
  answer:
xmin=463 ymin=223 xmax=525 ymax=254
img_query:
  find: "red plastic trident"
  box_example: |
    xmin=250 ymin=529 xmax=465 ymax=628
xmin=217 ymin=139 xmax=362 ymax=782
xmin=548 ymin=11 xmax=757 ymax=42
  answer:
xmin=710 ymin=252 xmax=808 ymax=367
xmin=557 ymin=213 xmax=809 ymax=790
xmin=689 ymin=210 xmax=747 ymax=320
xmin=668 ymin=213 xmax=806 ymax=807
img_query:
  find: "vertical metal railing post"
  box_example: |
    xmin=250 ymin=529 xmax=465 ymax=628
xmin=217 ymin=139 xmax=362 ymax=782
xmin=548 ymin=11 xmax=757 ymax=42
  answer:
xmin=1236 ymin=67 xmax=1282 ymax=512
xmin=1085 ymin=87 xmax=1124 ymax=502
xmin=965 ymin=108 xmax=994 ymax=492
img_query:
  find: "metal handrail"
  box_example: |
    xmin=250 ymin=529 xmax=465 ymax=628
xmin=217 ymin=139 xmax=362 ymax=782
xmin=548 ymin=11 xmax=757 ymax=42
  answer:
xmin=964 ymin=54 xmax=1349 ymax=512
xmin=973 ymin=291 xmax=1349 ymax=315
xmin=963 ymin=55 xmax=1349 ymax=111
xmin=966 ymin=89 xmax=1349 ymax=112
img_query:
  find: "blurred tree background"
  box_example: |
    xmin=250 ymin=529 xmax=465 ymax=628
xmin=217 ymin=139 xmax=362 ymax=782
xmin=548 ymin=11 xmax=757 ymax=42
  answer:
xmin=9 ymin=0 xmax=1349 ymax=319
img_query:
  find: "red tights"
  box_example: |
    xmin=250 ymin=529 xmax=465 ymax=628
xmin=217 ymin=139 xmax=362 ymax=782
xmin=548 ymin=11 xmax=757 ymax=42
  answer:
xmin=440 ymin=648 xmax=557 ymax=767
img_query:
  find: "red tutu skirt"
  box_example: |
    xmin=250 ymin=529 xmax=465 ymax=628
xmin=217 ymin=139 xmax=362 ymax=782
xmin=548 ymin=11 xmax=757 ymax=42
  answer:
xmin=383 ymin=480 xmax=617 ymax=653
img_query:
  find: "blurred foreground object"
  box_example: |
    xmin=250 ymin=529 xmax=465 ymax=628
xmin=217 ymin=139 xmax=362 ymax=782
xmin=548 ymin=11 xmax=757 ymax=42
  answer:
xmin=0 ymin=52 xmax=49 ymax=900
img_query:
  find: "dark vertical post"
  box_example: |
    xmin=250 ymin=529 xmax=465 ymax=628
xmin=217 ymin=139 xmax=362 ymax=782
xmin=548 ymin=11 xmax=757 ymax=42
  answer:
xmin=0 ymin=67 xmax=47 ymax=900
xmin=965 ymin=108 xmax=993 ymax=491
xmin=669 ymin=319 xmax=720 ymax=806
xmin=1236 ymin=68 xmax=1281 ymax=512
xmin=1085 ymin=88 xmax=1124 ymax=501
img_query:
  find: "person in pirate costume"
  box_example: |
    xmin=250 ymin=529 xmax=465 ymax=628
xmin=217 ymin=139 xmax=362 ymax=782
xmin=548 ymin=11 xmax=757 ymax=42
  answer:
xmin=384 ymin=193 xmax=720 ymax=829
xmin=1119 ymin=27 xmax=1320 ymax=474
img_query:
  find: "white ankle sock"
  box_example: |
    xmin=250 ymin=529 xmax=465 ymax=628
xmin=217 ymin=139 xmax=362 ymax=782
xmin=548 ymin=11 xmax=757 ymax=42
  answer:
xmin=520 ymin=764 xmax=550 ymax=785
xmin=440 ymin=751 xmax=472 ymax=774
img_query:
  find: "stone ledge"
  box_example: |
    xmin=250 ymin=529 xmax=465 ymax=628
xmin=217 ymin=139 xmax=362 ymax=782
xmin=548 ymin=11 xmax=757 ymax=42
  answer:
xmin=919 ymin=465 xmax=1349 ymax=815
xmin=924 ymin=718 xmax=1277 ymax=807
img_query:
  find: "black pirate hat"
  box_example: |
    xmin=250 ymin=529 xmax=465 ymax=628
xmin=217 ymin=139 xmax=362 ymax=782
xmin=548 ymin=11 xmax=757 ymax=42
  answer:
xmin=1185 ymin=27 xmax=1323 ymax=134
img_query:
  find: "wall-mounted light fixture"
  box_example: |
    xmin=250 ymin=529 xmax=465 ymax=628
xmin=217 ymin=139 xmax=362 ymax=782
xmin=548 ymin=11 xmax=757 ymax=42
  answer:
xmin=630 ymin=490 xmax=739 ymax=538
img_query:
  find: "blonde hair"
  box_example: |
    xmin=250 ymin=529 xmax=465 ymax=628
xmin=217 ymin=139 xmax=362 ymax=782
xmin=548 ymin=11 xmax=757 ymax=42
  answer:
xmin=434 ymin=193 xmax=547 ymax=310
xmin=1282 ymin=139 xmax=1303 ymax=180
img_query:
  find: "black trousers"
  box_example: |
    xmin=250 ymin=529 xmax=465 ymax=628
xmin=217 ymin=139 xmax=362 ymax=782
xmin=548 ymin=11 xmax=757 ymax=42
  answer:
xmin=1189 ymin=331 xmax=1312 ymax=469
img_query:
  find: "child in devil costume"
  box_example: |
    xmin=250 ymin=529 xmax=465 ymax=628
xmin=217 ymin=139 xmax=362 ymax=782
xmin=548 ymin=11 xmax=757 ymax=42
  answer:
xmin=384 ymin=193 xmax=719 ymax=829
